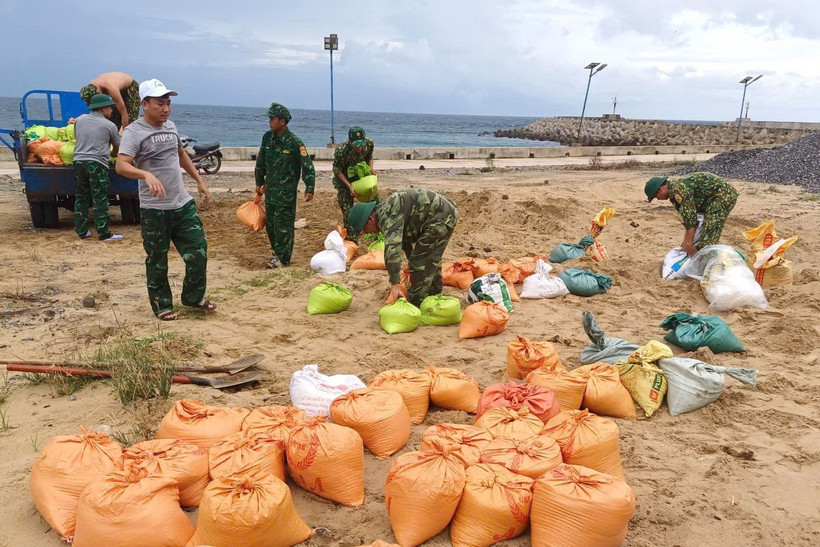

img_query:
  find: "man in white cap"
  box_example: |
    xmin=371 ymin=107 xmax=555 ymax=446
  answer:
xmin=116 ymin=79 xmax=215 ymax=321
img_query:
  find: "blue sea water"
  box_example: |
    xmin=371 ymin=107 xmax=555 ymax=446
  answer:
xmin=0 ymin=96 xmax=558 ymax=148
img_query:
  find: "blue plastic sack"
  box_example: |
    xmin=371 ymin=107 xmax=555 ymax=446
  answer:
xmin=548 ymin=235 xmax=595 ymax=263
xmin=558 ymin=268 xmax=612 ymax=296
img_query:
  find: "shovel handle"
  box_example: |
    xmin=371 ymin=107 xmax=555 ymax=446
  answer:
xmin=2 ymin=363 xmax=209 ymax=386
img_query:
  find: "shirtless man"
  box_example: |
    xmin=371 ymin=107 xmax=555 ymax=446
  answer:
xmin=80 ymin=72 xmax=139 ymax=132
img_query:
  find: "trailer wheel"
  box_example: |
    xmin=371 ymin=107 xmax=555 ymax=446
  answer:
xmin=120 ymin=198 xmax=136 ymax=225
xmin=29 ymin=202 xmax=46 ymax=228
xmin=43 ymin=202 xmax=59 ymax=228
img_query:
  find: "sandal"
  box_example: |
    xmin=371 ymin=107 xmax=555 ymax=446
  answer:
xmin=265 ymin=255 xmax=284 ymax=269
xmin=190 ymin=299 xmax=217 ymax=313
xmin=157 ymin=310 xmax=179 ymax=321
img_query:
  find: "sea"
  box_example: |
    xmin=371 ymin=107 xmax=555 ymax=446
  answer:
xmin=0 ymin=96 xmax=558 ymax=149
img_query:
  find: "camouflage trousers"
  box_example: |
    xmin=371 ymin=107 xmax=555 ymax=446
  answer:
xmin=335 ymin=182 xmax=358 ymax=242
xmin=265 ymin=199 xmax=296 ymax=265
xmin=113 ymin=80 xmax=140 ymax=130
xmin=404 ymin=213 xmax=459 ymax=307
xmin=74 ymin=161 xmax=112 ymax=239
xmin=140 ymin=200 xmax=208 ymax=315
xmin=696 ymin=187 xmax=739 ymax=248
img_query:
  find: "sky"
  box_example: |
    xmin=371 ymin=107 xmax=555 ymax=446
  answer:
xmin=2 ymin=0 xmax=819 ymax=122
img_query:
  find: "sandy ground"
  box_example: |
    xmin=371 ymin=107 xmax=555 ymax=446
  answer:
xmin=0 ymin=162 xmax=818 ymax=546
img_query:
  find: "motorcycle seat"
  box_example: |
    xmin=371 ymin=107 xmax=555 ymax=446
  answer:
xmin=193 ymin=142 xmax=221 ymax=154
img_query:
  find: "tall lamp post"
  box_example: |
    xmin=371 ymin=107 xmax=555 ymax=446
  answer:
xmin=736 ymin=74 xmax=762 ymax=142
xmin=577 ymin=62 xmax=607 ymax=142
xmin=324 ymin=33 xmax=339 ymax=146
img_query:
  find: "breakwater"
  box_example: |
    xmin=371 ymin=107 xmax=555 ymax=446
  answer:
xmin=495 ymin=116 xmax=818 ymax=147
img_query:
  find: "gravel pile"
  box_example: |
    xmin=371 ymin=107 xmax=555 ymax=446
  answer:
xmin=675 ymin=131 xmax=820 ymax=193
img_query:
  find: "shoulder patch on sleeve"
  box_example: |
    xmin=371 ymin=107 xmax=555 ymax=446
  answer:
xmin=300 ymin=145 xmax=308 ymax=157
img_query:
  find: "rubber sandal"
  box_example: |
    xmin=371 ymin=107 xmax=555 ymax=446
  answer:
xmin=157 ymin=310 xmax=179 ymax=321
xmin=265 ymin=256 xmax=283 ymax=269
xmin=190 ymin=300 xmax=217 ymax=313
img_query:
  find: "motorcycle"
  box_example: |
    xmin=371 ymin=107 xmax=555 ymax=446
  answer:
xmin=180 ymin=134 xmax=223 ymax=174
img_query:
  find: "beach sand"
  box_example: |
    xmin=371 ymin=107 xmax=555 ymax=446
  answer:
xmin=0 ymin=164 xmax=817 ymax=546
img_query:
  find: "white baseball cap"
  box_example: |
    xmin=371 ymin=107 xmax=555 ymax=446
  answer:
xmin=138 ymin=79 xmax=178 ymax=100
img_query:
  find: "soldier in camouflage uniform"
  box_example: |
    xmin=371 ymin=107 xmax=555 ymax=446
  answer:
xmin=81 ymin=72 xmax=140 ymax=132
xmin=332 ymin=126 xmax=376 ymax=241
xmin=645 ymin=172 xmax=738 ymax=256
xmin=255 ymin=103 xmax=316 ymax=268
xmin=347 ymin=188 xmax=458 ymax=306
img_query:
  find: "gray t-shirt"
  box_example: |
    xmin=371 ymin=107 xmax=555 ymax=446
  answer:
xmin=73 ymin=112 xmax=120 ymax=166
xmin=119 ymin=118 xmax=192 ymax=210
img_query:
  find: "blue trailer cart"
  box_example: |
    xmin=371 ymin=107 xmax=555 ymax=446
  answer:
xmin=0 ymin=90 xmax=140 ymax=228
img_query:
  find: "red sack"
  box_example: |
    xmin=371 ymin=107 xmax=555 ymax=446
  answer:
xmin=476 ymin=380 xmax=561 ymax=424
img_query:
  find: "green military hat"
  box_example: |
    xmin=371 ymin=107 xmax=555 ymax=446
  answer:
xmin=347 ymin=201 xmax=378 ymax=232
xmin=265 ymin=102 xmax=291 ymax=122
xmin=88 ymin=93 xmax=115 ymax=110
xmin=348 ymin=126 xmax=366 ymax=147
xmin=645 ymin=176 xmax=668 ymax=202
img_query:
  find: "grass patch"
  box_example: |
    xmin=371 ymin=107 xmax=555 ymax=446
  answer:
xmin=459 ymin=169 xmax=475 ymax=176
xmin=801 ymin=193 xmax=820 ymax=201
xmin=22 ymin=373 xmax=47 ymax=385
xmin=111 ymin=399 xmax=171 ymax=445
xmin=47 ymin=374 xmax=97 ymax=397
xmin=0 ymin=406 xmax=10 ymax=431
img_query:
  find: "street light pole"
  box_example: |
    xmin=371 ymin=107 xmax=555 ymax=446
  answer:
xmin=324 ymin=34 xmax=339 ymax=146
xmin=577 ymin=62 xmax=607 ymax=142
xmin=736 ymin=74 xmax=762 ymax=142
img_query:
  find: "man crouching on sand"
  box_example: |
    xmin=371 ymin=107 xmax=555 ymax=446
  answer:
xmin=116 ymin=79 xmax=216 ymax=321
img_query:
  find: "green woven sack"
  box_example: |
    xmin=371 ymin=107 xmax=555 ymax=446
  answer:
xmin=379 ymin=297 xmax=421 ymax=333
xmin=548 ymin=235 xmax=595 ymax=263
xmin=364 ymin=232 xmax=385 ymax=252
xmin=307 ymin=282 xmax=353 ymax=315
xmin=419 ymin=295 xmax=462 ymax=326
xmin=59 ymin=143 xmax=74 ymax=165
xmin=44 ymin=126 xmax=60 ymax=140
xmin=558 ymin=268 xmax=612 ymax=296
xmin=660 ymin=312 xmax=745 ymax=353
xmin=352 ymin=175 xmax=379 ymax=203
xmin=346 ymin=161 xmax=371 ymax=180
xmin=26 ymin=125 xmax=47 ymax=140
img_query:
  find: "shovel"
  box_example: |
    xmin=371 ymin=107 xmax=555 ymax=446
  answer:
xmin=0 ymin=354 xmax=265 ymax=375
xmin=0 ymin=363 xmax=264 ymax=390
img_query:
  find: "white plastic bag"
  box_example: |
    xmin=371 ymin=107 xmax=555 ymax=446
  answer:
xmin=658 ymin=357 xmax=757 ymax=416
xmin=661 ymin=248 xmax=691 ymax=280
xmin=309 ymin=231 xmax=347 ymax=275
xmin=520 ymin=259 xmax=570 ymax=299
xmin=289 ymin=364 xmax=366 ymax=418
xmin=467 ymin=273 xmax=514 ymax=312
xmin=685 ymin=245 xmax=768 ymax=311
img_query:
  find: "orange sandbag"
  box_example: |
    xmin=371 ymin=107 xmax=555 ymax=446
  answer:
xmin=357 ymin=542 xmax=400 ymax=547
xmin=330 ymin=388 xmax=411 ymax=458
xmin=27 ymin=136 xmax=66 ymax=165
xmin=385 ymin=439 xmax=467 ymax=546
xmin=542 ymin=409 xmax=625 ymax=480
xmin=449 ymin=463 xmax=534 ymax=546
xmin=509 ymin=255 xmax=548 ymax=279
xmin=506 ymin=335 xmax=565 ymax=379
xmin=350 ymin=249 xmax=386 ymax=270
xmin=121 ymin=439 xmax=209 ymax=507
xmin=336 ymin=225 xmax=358 ymax=261
xmin=574 ymin=362 xmax=637 ymax=419
xmin=156 ymin=399 xmax=249 ymax=449
xmin=531 ymin=463 xmax=636 ymax=547
xmin=30 ymin=426 xmax=123 ymax=541
xmin=474 ymin=406 xmax=544 ymax=439
xmin=241 ymin=405 xmax=309 ymax=443
xmin=458 ymin=301 xmax=509 ymax=339
xmin=443 ymin=258 xmax=475 ymax=289
xmin=420 ymin=423 xmax=494 ymax=466
xmin=497 ymin=262 xmax=521 ymax=302
xmin=286 ymin=418 xmax=364 ymax=506
xmin=189 ymin=475 xmax=312 ymax=547
xmin=429 ymin=364 xmax=481 ymax=412
xmin=209 ymin=431 xmax=286 ymax=481
xmin=369 ymin=368 xmax=431 ymax=425
xmin=526 ymin=369 xmax=587 ymax=411
xmin=73 ymin=468 xmax=195 ymax=547
xmin=236 ymin=191 xmax=265 ymax=231
xmin=478 ymin=434 xmax=563 ymax=479
xmin=476 ymin=380 xmax=561 ymax=424
xmin=472 ymin=257 xmax=500 ymax=277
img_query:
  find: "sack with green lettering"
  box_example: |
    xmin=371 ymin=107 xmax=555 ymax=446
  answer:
xmin=379 ymin=298 xmax=421 ymax=334
xmin=659 ymin=312 xmax=745 ymax=353
xmin=467 ymin=273 xmax=513 ymax=312
xmin=363 ymin=232 xmax=385 ymax=252
xmin=59 ymin=143 xmax=74 ymax=165
xmin=548 ymin=235 xmax=595 ymax=263
xmin=26 ymin=125 xmax=47 ymax=140
xmin=558 ymin=268 xmax=612 ymax=297
xmin=307 ymin=282 xmax=353 ymax=315
xmin=419 ymin=295 xmax=462 ymax=326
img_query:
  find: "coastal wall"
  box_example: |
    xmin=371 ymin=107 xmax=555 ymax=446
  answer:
xmin=494 ymin=116 xmax=816 ymax=147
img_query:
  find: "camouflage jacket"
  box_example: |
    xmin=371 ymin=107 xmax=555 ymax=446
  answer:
xmin=255 ymin=129 xmax=315 ymax=204
xmin=669 ymin=172 xmax=737 ymax=229
xmin=375 ymin=188 xmax=458 ymax=284
xmin=332 ymin=138 xmax=374 ymax=187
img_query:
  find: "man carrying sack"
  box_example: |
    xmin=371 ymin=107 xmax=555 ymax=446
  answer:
xmin=347 ymin=188 xmax=458 ymax=306
xmin=645 ymin=172 xmax=738 ymax=256
xmin=332 ymin=126 xmax=376 ymax=242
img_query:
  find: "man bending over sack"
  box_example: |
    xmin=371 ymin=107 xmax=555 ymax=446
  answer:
xmin=347 ymin=188 xmax=458 ymax=306
xmin=81 ymin=72 xmax=140 ymax=132
xmin=332 ymin=126 xmax=376 ymax=241
xmin=645 ymin=172 xmax=738 ymax=256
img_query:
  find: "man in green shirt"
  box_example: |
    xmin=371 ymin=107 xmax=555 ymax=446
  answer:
xmin=645 ymin=172 xmax=738 ymax=256
xmin=255 ymin=103 xmax=316 ymax=268
xmin=332 ymin=126 xmax=376 ymax=241
xmin=347 ymin=188 xmax=458 ymax=306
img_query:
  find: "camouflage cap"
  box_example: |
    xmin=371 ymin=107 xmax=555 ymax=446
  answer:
xmin=80 ymin=84 xmax=98 ymax=105
xmin=265 ymin=102 xmax=291 ymax=122
xmin=645 ymin=176 xmax=668 ymax=202
xmin=348 ymin=126 xmax=366 ymax=147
